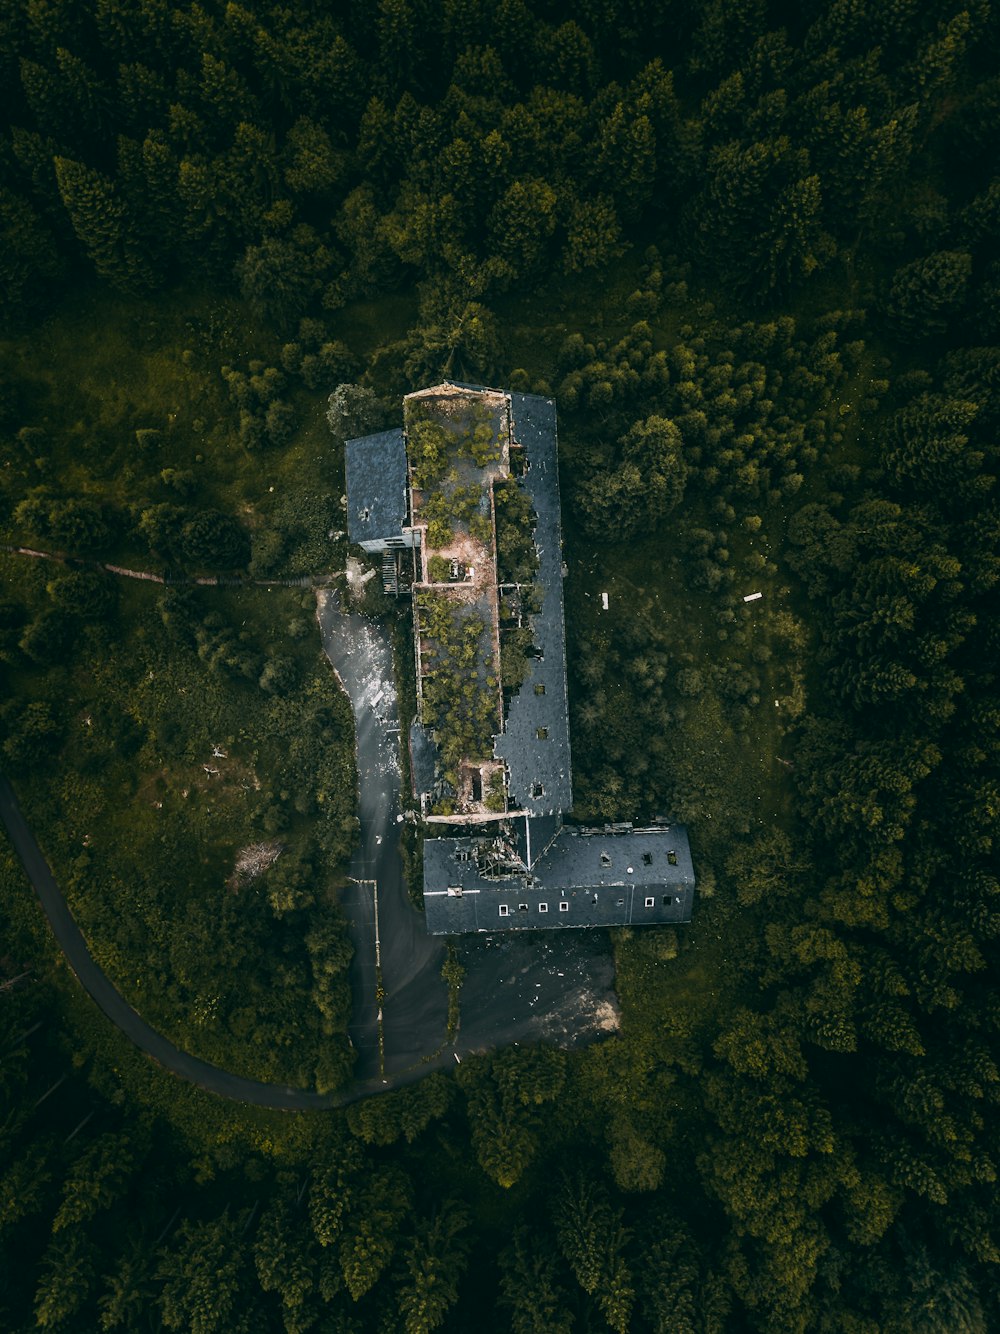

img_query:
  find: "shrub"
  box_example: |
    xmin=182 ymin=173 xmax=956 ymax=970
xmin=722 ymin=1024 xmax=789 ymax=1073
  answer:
xmin=676 ymin=668 xmax=705 ymax=697
xmin=427 ymin=518 xmax=452 ymax=548
xmin=259 ymin=656 xmax=297 ymax=694
xmin=265 ymin=400 xmax=297 ymax=447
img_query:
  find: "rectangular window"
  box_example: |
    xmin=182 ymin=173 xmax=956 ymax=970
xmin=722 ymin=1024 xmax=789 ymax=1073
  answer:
xmin=534 ymin=683 xmax=546 ymax=695
xmin=617 ymin=898 xmax=624 ymax=907
xmin=498 ymin=904 xmax=509 ymax=917
xmin=532 ymin=783 xmax=544 ymax=798
xmin=600 ymin=852 xmax=611 ymax=867
xmin=559 ymin=901 xmax=569 ymax=912
xmin=538 ymin=903 xmax=548 ymax=913
xmin=642 ymin=852 xmax=653 ymax=866
xmin=536 ymin=726 xmax=548 ymax=740
xmin=645 ymin=896 xmax=655 ymax=908
xmin=662 ymin=895 xmax=671 ymax=906
xmin=518 ymin=903 xmax=528 ymax=912
xmin=668 ymin=850 xmax=678 ymax=866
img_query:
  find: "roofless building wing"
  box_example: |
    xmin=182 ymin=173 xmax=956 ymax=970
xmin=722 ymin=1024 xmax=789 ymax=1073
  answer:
xmin=344 ymin=381 xmax=696 ymax=935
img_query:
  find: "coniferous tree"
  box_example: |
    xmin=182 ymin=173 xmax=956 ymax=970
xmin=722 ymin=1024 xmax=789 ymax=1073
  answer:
xmin=54 ymin=156 xmax=148 ymax=289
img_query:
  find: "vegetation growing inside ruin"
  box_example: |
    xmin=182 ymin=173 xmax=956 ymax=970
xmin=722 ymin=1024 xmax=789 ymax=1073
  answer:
xmin=415 ymin=591 xmax=498 ymax=784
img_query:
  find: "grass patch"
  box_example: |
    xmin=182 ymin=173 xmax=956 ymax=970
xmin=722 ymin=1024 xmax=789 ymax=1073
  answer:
xmin=2 ymin=551 xmax=358 ymax=1090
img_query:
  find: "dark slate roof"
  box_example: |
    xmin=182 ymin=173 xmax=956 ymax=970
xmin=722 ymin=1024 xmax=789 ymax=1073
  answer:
xmin=422 ymin=820 xmax=695 ymax=935
xmin=493 ymin=394 xmax=573 ymax=816
xmin=537 ymin=824 xmax=695 ymax=892
xmin=344 ymin=429 xmax=408 ymax=546
xmin=408 ymin=720 xmax=439 ymax=799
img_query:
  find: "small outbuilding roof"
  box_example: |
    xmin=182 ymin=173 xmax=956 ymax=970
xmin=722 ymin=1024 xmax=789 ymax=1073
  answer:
xmin=344 ymin=428 xmax=408 ymax=546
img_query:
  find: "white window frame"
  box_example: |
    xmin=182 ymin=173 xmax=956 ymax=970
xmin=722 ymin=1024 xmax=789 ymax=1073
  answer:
xmin=559 ymin=901 xmax=569 ymax=912
xmin=498 ymin=904 xmax=509 ymax=917
xmin=645 ymin=896 xmax=655 ymax=908
xmin=538 ymin=902 xmax=548 ymax=913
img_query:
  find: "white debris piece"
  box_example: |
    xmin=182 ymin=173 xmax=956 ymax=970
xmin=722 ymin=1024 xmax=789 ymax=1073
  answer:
xmin=743 ymin=592 xmax=763 ymax=602
xmin=600 ymin=592 xmax=609 ymax=610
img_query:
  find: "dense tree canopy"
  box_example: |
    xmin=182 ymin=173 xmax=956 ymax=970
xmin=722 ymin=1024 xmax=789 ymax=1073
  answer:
xmin=2 ymin=0 xmax=1000 ymax=1330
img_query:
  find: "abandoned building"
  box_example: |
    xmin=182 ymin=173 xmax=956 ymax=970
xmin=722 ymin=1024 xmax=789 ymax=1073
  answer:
xmin=345 ymin=381 xmax=695 ymax=935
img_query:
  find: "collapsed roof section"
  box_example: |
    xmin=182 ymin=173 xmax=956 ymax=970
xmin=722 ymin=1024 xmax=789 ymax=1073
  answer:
xmin=422 ymin=819 xmax=696 ymax=935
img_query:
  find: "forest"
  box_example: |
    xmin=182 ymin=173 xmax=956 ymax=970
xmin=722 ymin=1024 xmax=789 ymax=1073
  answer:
xmin=1 ymin=0 xmax=999 ymax=1329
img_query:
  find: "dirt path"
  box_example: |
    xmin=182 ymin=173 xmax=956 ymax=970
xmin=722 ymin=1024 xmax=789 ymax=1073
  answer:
xmin=1 ymin=543 xmax=336 ymax=589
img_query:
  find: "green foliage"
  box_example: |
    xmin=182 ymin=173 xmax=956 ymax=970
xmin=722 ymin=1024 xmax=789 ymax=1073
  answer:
xmin=34 ymin=1231 xmax=97 ymax=1329
xmin=398 ymin=1208 xmax=470 ymax=1333
xmin=339 ymin=1168 xmax=409 ymax=1301
xmin=494 ymin=479 xmax=538 ymax=585
xmin=346 ymin=1074 xmax=452 ymax=1146
xmin=564 ymin=193 xmax=625 ymax=273
xmin=47 ymin=569 xmax=117 ymax=619
xmin=54 ymin=156 xmax=147 ymax=291
xmin=499 ymin=1227 xmax=574 ymax=1334
xmin=2 ymin=699 xmax=63 ymax=767
xmin=157 ymin=1212 xmax=249 ymax=1333
xmin=578 ymin=414 xmax=688 ymax=540
xmin=554 ymin=1173 xmax=635 ymax=1331
xmin=488 ymin=177 xmax=558 ymax=280
xmin=417 ymin=592 xmax=496 ymax=780
xmin=500 ymin=624 xmax=534 ymax=690
xmin=236 ymin=225 xmax=334 ymax=332
xmin=0 ymin=187 xmax=64 ymax=325
xmin=695 ymin=138 xmax=834 ymax=300
xmin=887 ymin=250 xmax=973 ymax=340
xmin=492 ymin=1044 xmax=567 ymax=1107
xmin=425 ymin=516 xmax=452 ymax=548
xmin=441 ymin=944 xmax=464 ymax=1040
xmin=181 ymin=510 xmax=251 ymax=569
xmin=2 ymin=4 xmax=1000 ymax=1331
xmin=407 ymin=418 xmax=451 ymax=488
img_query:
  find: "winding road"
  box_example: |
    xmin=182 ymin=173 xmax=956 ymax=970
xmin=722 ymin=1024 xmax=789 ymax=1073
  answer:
xmin=0 ymin=589 xmax=450 ymax=1108
xmin=0 ymin=774 xmax=345 ymax=1109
